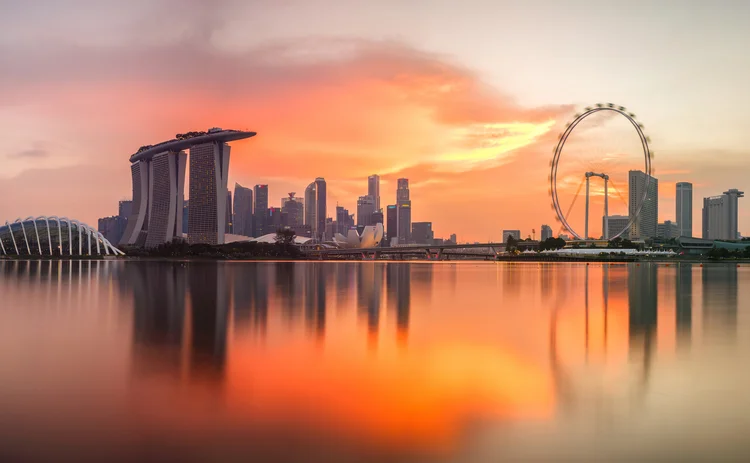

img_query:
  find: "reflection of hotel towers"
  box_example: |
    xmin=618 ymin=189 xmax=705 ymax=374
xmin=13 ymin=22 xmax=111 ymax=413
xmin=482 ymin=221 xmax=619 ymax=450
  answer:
xmin=124 ymin=262 xmax=230 ymax=380
xmin=628 ymin=265 xmax=657 ymax=382
xmin=232 ymin=263 xmax=269 ymax=334
xmin=676 ymin=264 xmax=693 ymax=349
xmin=701 ymin=265 xmax=738 ymax=339
xmin=386 ymin=263 xmax=411 ymax=344
xmin=358 ymin=263 xmax=383 ymax=346
xmin=304 ymin=263 xmax=327 ymax=338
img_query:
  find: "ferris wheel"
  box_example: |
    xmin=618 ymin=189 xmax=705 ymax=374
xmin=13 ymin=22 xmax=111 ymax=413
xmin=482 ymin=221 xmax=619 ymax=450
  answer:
xmin=549 ymin=103 xmax=653 ymax=240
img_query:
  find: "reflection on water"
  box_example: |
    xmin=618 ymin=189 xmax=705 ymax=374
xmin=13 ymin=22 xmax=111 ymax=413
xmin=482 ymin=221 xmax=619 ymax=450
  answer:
xmin=1 ymin=261 xmax=749 ymax=461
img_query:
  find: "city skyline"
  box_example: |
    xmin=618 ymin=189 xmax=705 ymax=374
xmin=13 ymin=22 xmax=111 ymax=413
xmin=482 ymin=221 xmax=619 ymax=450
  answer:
xmin=2 ymin=1 xmax=750 ymax=241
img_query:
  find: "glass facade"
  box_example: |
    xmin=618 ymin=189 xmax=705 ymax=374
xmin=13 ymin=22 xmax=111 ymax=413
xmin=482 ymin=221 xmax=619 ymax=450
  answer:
xmin=0 ymin=217 xmax=123 ymax=257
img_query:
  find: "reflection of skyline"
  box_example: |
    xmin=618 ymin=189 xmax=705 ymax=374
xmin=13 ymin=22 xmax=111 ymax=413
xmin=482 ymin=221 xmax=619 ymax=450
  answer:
xmin=702 ymin=265 xmax=738 ymax=340
xmin=676 ymin=264 xmax=693 ymax=350
xmin=386 ymin=263 xmax=411 ymax=345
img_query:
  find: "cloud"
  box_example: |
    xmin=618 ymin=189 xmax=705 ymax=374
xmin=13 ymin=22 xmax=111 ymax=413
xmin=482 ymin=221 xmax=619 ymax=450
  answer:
xmin=7 ymin=148 xmax=48 ymax=159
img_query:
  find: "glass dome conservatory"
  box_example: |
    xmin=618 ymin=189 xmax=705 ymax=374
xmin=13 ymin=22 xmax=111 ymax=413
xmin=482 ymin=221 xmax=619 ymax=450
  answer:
xmin=0 ymin=217 xmax=124 ymax=257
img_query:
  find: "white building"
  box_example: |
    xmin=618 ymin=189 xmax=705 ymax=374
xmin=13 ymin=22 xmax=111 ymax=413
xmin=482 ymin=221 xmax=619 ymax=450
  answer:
xmin=603 ymin=214 xmax=630 ymax=239
xmin=702 ymin=189 xmax=744 ymax=240
xmin=676 ymin=182 xmax=693 ymax=237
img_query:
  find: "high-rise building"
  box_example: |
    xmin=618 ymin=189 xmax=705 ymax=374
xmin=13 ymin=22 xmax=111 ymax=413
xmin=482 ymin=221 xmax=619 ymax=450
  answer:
xmin=412 ymin=222 xmax=433 ymax=245
xmin=225 ymin=191 xmax=233 ymax=234
xmin=281 ymin=193 xmax=304 ymax=228
xmin=449 ymin=234 xmax=457 ymax=244
xmin=253 ymin=184 xmax=268 ymax=237
xmin=702 ymin=189 xmax=744 ymax=240
xmin=121 ymin=150 xmax=188 ymax=247
xmin=98 ymin=216 xmax=126 ymax=245
xmin=335 ymin=206 xmax=352 ymax=235
xmin=386 ymin=205 xmax=397 ymax=243
xmin=540 ymin=224 xmax=553 ymax=241
xmin=118 ymin=200 xmax=132 ymax=223
xmin=368 ymin=174 xmax=380 ymax=211
xmin=502 ymin=230 xmax=521 ymax=242
xmin=370 ymin=210 xmax=384 ymax=227
xmin=315 ymin=178 xmax=327 ymax=241
xmin=267 ymin=207 xmax=282 ymax=233
xmin=182 ymin=201 xmax=189 ymax=235
xmin=357 ymin=195 xmax=376 ymax=226
xmin=397 ymin=200 xmax=411 ymax=244
xmin=397 ymin=178 xmax=409 ymax=201
xmin=187 ymin=141 xmax=229 ymax=245
xmin=676 ymin=182 xmax=693 ymax=237
xmin=324 ymin=218 xmax=335 ymax=242
xmin=603 ymin=215 xmax=630 ymax=239
xmin=233 ymin=183 xmax=253 ymax=237
xmin=657 ymin=220 xmax=680 ymax=239
xmin=628 ymin=170 xmax=658 ymax=239
xmin=396 ymin=179 xmax=411 ymax=244
xmin=305 ymin=182 xmax=317 ymax=230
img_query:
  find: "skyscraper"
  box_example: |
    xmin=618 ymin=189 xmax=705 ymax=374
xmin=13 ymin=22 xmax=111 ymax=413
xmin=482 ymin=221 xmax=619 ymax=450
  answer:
xmin=676 ymin=182 xmax=693 ymax=237
xmin=503 ymin=230 xmax=521 ymax=242
xmin=603 ymin=215 xmax=630 ymax=239
xmin=357 ymin=195 xmax=376 ymax=226
xmin=225 ymin=191 xmax=233 ymax=234
xmin=305 ymin=182 xmax=317 ymax=231
xmin=412 ymin=222 xmax=433 ymax=245
xmin=182 ymin=201 xmax=189 ymax=235
xmin=397 ymin=178 xmax=409 ymax=201
xmin=253 ymin=184 xmax=268 ymax=237
xmin=396 ymin=179 xmax=411 ymax=244
xmin=187 ymin=141 xmax=229 ymax=245
xmin=267 ymin=207 xmax=282 ymax=233
xmin=315 ymin=178 xmax=327 ymax=241
xmin=368 ymin=174 xmax=380 ymax=211
xmin=281 ymin=193 xmax=304 ymax=228
xmin=335 ymin=205 xmax=352 ymax=235
xmin=144 ymin=150 xmax=187 ymax=248
xmin=233 ymin=183 xmax=254 ymax=237
xmin=118 ymin=200 xmax=132 ymax=223
xmin=628 ymin=170 xmax=658 ymax=239
xmin=386 ymin=205 xmax=397 ymax=244
xmin=702 ymin=189 xmax=744 ymax=240
xmin=540 ymin=224 xmax=553 ymax=241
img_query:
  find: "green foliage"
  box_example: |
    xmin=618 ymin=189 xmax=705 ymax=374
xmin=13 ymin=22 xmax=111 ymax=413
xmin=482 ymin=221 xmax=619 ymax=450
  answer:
xmin=123 ymin=238 xmax=302 ymax=259
xmin=506 ymin=236 xmax=517 ymax=251
xmin=707 ymin=246 xmax=750 ymax=259
xmin=608 ymin=236 xmax=638 ymax=249
xmin=538 ymin=237 xmax=566 ymax=251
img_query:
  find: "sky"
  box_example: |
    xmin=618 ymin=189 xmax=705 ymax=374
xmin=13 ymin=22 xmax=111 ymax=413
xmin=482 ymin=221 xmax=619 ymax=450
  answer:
xmin=1 ymin=0 xmax=749 ymax=241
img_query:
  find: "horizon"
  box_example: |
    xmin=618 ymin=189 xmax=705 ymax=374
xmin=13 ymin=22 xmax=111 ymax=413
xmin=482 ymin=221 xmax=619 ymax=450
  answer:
xmin=2 ymin=0 xmax=749 ymax=241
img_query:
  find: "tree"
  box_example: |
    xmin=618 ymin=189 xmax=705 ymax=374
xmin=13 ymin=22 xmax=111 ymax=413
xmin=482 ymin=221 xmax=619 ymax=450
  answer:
xmin=274 ymin=227 xmax=296 ymax=247
xmin=506 ymin=236 xmax=517 ymax=252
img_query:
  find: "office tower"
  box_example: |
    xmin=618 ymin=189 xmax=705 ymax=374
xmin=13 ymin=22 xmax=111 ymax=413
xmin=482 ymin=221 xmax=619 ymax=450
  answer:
xmin=225 ymin=191 xmax=233 ymax=234
xmin=98 ymin=216 xmax=125 ymax=245
xmin=396 ymin=179 xmax=411 ymax=244
xmin=676 ymin=182 xmax=693 ymax=237
xmin=397 ymin=178 xmax=409 ymax=201
xmin=628 ymin=170 xmax=658 ymax=239
xmin=315 ymin=178 xmax=327 ymax=241
xmin=368 ymin=174 xmax=380 ymax=211
xmin=602 ymin=215 xmax=630 ymax=239
xmin=253 ymin=184 xmax=268 ymax=237
xmin=502 ymin=230 xmax=521 ymax=242
xmin=540 ymin=224 xmax=553 ymax=241
xmin=657 ymin=220 xmax=680 ymax=239
xmin=335 ymin=206 xmax=349 ymax=235
xmin=703 ymin=189 xmax=744 ymax=240
xmin=386 ymin=205 xmax=397 ymax=244
xmin=412 ymin=222 xmax=433 ymax=245
xmin=357 ymin=195 xmax=376 ymax=226
xmin=324 ymin=218 xmax=335 ymax=241
xmin=281 ymin=193 xmax=304 ymax=228
xmin=305 ymin=182 xmax=317 ymax=231
xmin=182 ymin=201 xmax=189 ymax=234
xmin=187 ymin=141 xmax=230 ymax=245
xmin=233 ymin=183 xmax=253 ymax=237
xmin=371 ymin=210 xmax=384 ymax=226
xmin=449 ymin=233 xmax=457 ymax=244
xmin=118 ymin=200 xmax=132 ymax=222
xmin=267 ymin=207 xmax=282 ymax=233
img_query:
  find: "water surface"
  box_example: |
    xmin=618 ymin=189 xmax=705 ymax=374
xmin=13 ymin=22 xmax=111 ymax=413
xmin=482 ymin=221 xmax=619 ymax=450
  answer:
xmin=1 ymin=261 xmax=748 ymax=461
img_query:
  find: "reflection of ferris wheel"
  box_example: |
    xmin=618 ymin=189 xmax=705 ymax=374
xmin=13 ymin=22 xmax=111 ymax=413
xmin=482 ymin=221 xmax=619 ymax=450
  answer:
xmin=549 ymin=103 xmax=653 ymax=240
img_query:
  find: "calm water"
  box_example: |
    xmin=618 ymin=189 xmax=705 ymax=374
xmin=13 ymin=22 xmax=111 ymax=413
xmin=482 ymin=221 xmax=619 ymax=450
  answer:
xmin=1 ymin=260 xmax=749 ymax=462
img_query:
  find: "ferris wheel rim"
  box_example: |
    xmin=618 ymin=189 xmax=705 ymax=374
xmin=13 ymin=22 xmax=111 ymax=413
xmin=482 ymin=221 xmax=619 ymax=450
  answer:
xmin=549 ymin=105 xmax=652 ymax=240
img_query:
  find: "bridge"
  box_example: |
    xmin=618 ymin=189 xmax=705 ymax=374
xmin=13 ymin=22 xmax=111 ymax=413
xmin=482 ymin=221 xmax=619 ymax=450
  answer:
xmin=303 ymin=241 xmax=540 ymax=260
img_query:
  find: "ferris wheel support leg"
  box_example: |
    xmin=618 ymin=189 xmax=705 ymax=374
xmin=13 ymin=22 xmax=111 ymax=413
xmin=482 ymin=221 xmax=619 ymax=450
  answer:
xmin=604 ymin=178 xmax=609 ymax=239
xmin=585 ymin=176 xmax=590 ymax=240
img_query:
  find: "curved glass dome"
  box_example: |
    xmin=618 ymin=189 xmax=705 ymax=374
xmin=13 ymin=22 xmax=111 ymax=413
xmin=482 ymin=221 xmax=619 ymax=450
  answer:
xmin=0 ymin=217 xmax=124 ymax=257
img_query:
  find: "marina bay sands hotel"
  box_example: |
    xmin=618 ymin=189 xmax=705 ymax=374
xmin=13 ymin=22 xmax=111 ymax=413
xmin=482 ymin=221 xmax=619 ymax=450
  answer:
xmin=120 ymin=128 xmax=256 ymax=247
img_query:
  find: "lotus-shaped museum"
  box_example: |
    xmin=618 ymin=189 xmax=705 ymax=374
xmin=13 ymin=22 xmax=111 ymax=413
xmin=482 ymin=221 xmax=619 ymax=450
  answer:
xmin=0 ymin=217 xmax=124 ymax=256
xmin=333 ymin=223 xmax=384 ymax=248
